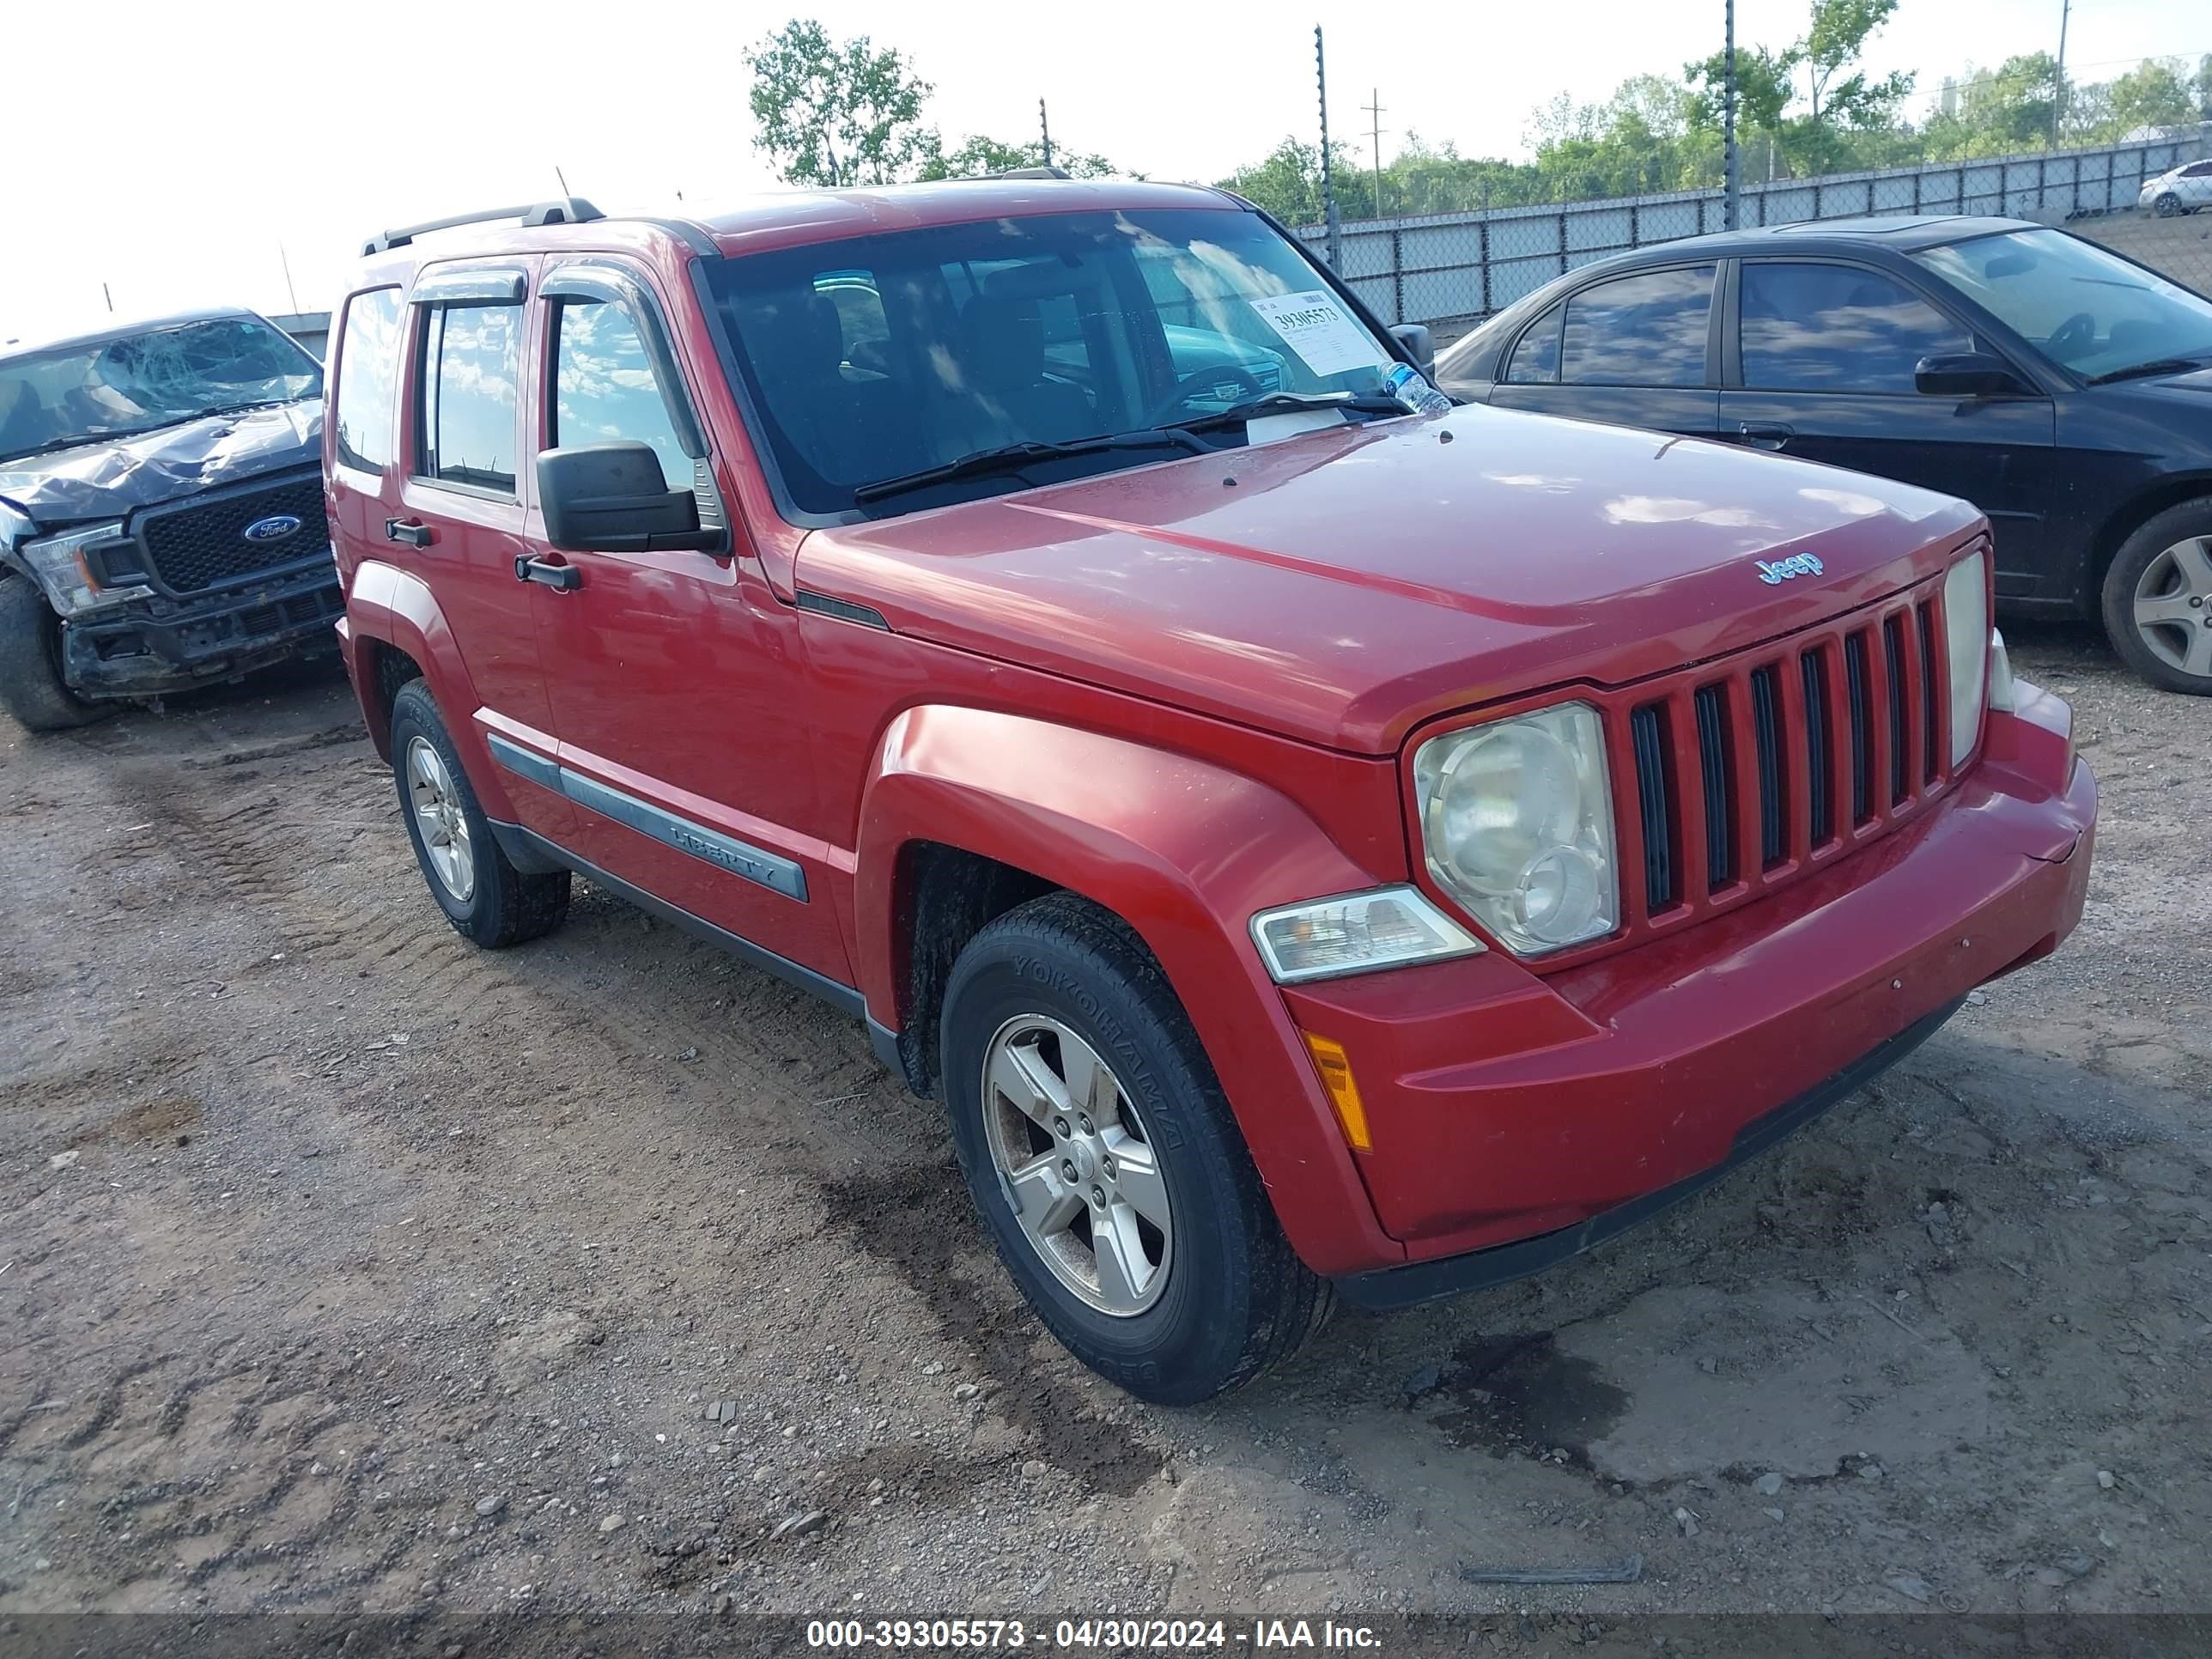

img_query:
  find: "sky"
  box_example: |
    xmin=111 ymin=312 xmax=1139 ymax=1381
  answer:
xmin=5 ymin=0 xmax=2202 ymax=340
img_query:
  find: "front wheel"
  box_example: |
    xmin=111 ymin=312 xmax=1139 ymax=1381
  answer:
xmin=939 ymin=893 xmax=1327 ymax=1405
xmin=0 ymin=575 xmax=113 ymax=732
xmin=2154 ymin=193 xmax=2182 ymax=218
xmin=2100 ymin=501 xmax=2212 ymax=695
xmin=387 ymin=679 xmax=572 ymax=945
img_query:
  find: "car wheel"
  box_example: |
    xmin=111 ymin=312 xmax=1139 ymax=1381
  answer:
xmin=939 ymin=892 xmax=1328 ymax=1405
xmin=0 ymin=575 xmax=115 ymax=732
xmin=2153 ymin=192 xmax=2181 ymax=218
xmin=387 ymin=679 xmax=572 ymax=945
xmin=2100 ymin=500 xmax=2212 ymax=695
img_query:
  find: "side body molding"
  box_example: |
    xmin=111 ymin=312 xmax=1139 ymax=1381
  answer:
xmin=853 ymin=704 xmax=1406 ymax=1276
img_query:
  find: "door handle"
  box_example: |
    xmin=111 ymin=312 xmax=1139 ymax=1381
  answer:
xmin=1735 ymin=422 xmax=1795 ymax=450
xmin=385 ymin=517 xmax=433 ymax=547
xmin=514 ymin=555 xmax=580 ymax=592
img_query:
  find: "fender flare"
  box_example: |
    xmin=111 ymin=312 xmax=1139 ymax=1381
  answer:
xmin=854 ymin=703 xmax=1405 ymax=1275
xmin=342 ymin=558 xmax=520 ymax=821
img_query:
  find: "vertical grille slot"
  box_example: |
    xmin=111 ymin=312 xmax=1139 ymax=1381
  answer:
xmin=1917 ymin=601 xmax=1942 ymax=783
xmin=1882 ymin=615 xmax=1909 ymax=805
xmin=1749 ymin=666 xmax=1786 ymax=866
xmin=1844 ymin=631 xmax=1874 ymax=826
xmin=1692 ymin=684 xmax=1735 ymax=888
xmin=1629 ymin=704 xmax=1675 ymax=914
xmin=1802 ymin=648 xmax=1832 ymax=845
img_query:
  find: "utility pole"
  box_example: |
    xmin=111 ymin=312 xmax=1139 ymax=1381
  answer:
xmin=1039 ymin=98 xmax=1053 ymax=167
xmin=2052 ymin=0 xmax=2071 ymax=146
xmin=1316 ymin=25 xmax=1341 ymax=267
xmin=1362 ymin=87 xmax=1387 ymax=221
xmin=1723 ymin=0 xmax=1741 ymax=230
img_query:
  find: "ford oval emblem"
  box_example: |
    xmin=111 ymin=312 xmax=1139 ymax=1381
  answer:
xmin=242 ymin=514 xmax=303 ymax=544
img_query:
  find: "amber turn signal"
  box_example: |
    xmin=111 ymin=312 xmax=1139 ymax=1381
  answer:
xmin=1302 ymin=1031 xmax=1370 ymax=1152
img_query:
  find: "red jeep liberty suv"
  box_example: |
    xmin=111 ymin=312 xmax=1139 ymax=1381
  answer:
xmin=325 ymin=181 xmax=2096 ymax=1403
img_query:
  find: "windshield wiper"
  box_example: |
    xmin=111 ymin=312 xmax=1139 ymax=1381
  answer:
xmin=851 ymin=429 xmax=1210 ymax=506
xmin=2085 ymin=356 xmax=2208 ymax=386
xmin=1164 ymin=391 xmax=1409 ymax=433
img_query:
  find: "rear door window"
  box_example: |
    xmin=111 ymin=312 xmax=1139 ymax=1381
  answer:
xmin=1559 ymin=265 xmax=1715 ymax=387
xmin=1740 ymin=263 xmax=1972 ymax=394
xmin=333 ymin=289 xmax=404 ymax=472
xmin=417 ymin=302 xmax=524 ymax=494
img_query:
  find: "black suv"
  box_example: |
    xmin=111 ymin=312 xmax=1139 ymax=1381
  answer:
xmin=0 ymin=309 xmax=342 ymax=729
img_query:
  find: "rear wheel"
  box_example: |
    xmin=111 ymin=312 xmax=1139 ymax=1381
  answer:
xmin=2153 ymin=192 xmax=2182 ymax=218
xmin=939 ymin=893 xmax=1328 ymax=1404
xmin=0 ymin=575 xmax=113 ymax=732
xmin=387 ymin=679 xmax=571 ymax=945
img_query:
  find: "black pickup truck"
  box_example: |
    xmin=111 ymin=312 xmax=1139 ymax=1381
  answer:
xmin=0 ymin=309 xmax=341 ymax=729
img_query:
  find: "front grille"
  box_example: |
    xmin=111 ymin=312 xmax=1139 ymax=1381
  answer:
xmin=1619 ymin=564 xmax=1964 ymax=930
xmin=238 ymin=585 xmax=344 ymax=639
xmin=136 ymin=475 xmax=331 ymax=595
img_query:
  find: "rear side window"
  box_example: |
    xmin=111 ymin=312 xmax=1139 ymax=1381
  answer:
xmin=1740 ymin=263 xmax=1972 ymax=394
xmin=333 ymin=289 xmax=404 ymax=472
xmin=550 ymin=300 xmax=692 ymax=489
xmin=1560 ymin=265 xmax=1715 ymax=387
xmin=1505 ymin=303 xmax=1564 ymax=384
xmin=418 ymin=303 xmax=523 ymax=493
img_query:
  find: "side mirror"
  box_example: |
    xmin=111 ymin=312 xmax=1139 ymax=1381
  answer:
xmin=1915 ymin=352 xmax=2029 ymax=398
xmin=537 ymin=441 xmax=722 ymax=553
xmin=1390 ymin=322 xmax=1436 ymax=382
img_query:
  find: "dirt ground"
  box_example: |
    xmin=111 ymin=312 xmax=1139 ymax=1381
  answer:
xmin=2 ymin=617 xmax=2208 ymax=1638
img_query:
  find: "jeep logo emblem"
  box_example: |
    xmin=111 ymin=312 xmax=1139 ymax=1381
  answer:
xmin=1755 ymin=553 xmax=1825 ymax=585
xmin=242 ymin=514 xmax=303 ymax=544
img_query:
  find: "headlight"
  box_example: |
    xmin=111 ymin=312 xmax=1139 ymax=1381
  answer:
xmin=1942 ymin=550 xmax=1990 ymax=765
xmin=19 ymin=522 xmax=142 ymax=615
xmin=1250 ymin=886 xmax=1484 ymax=984
xmin=1413 ymin=701 xmax=1619 ymax=957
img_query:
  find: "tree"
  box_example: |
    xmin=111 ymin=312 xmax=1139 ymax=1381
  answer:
xmin=2104 ymin=58 xmax=2197 ymax=136
xmin=1800 ymin=0 xmax=1914 ymax=130
xmin=918 ymin=134 xmax=1119 ymax=181
xmin=745 ymin=19 xmax=936 ymax=187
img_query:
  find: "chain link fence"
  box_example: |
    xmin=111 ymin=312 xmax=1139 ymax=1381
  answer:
xmin=1301 ymin=131 xmax=2212 ymax=334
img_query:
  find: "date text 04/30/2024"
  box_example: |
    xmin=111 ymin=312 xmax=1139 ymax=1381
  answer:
xmin=805 ymin=1620 xmax=1383 ymax=1649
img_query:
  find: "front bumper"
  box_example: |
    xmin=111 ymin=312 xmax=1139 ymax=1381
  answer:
xmin=1285 ymin=680 xmax=2095 ymax=1293
xmin=58 ymin=562 xmax=343 ymax=699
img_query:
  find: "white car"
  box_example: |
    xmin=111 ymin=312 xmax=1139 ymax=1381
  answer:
xmin=2140 ymin=159 xmax=2212 ymax=217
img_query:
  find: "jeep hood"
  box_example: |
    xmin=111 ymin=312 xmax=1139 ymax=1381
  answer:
xmin=0 ymin=399 xmax=322 ymax=538
xmin=800 ymin=404 xmax=1984 ymax=755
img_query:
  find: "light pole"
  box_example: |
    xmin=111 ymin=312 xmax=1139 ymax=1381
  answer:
xmin=1724 ymin=0 xmax=1741 ymax=230
xmin=1316 ymin=26 xmax=1341 ymax=267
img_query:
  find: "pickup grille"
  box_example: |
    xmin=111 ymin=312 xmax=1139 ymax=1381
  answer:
xmin=135 ymin=474 xmax=331 ymax=595
xmin=1619 ymin=563 xmax=1966 ymax=936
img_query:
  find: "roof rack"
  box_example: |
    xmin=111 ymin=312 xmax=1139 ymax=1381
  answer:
xmin=362 ymin=198 xmax=605 ymax=257
xmin=985 ymin=166 xmax=1073 ymax=181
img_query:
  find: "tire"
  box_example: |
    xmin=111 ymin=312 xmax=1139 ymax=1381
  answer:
xmin=2100 ymin=498 xmax=2212 ymax=696
xmin=939 ymin=892 xmax=1328 ymax=1405
xmin=387 ymin=679 xmax=571 ymax=945
xmin=0 ymin=574 xmax=114 ymax=732
xmin=2154 ymin=193 xmax=2180 ymax=218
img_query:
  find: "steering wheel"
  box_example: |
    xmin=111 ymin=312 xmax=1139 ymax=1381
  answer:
xmin=1144 ymin=363 xmax=1267 ymax=425
xmin=2045 ymin=312 xmax=2097 ymax=362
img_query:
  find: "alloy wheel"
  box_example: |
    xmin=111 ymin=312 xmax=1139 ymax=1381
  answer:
xmin=980 ymin=1014 xmax=1173 ymax=1316
xmin=2131 ymin=535 xmax=2212 ymax=681
xmin=404 ymin=735 xmax=477 ymax=902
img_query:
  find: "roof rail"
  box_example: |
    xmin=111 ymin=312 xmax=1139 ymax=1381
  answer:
xmin=362 ymin=198 xmax=605 ymax=257
xmin=986 ymin=166 xmax=1073 ymax=181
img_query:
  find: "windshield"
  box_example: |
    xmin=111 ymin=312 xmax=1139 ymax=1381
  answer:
xmin=1912 ymin=229 xmax=2212 ymax=380
xmin=0 ymin=317 xmax=322 ymax=464
xmin=702 ymin=207 xmax=1405 ymax=518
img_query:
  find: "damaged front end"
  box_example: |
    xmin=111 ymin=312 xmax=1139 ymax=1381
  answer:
xmin=0 ymin=399 xmax=341 ymax=702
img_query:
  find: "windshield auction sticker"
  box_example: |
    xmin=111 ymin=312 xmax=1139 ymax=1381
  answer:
xmin=1247 ymin=289 xmax=1391 ymax=378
